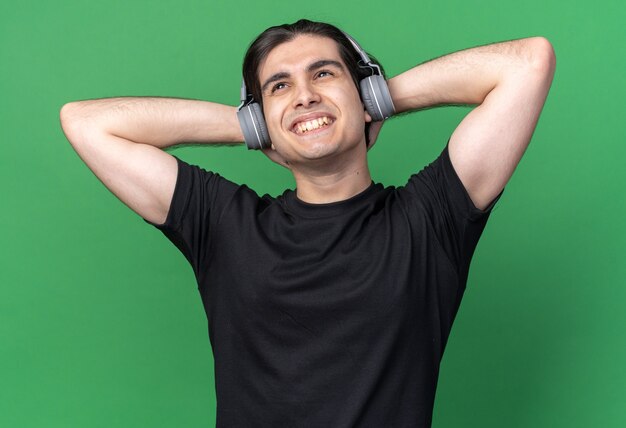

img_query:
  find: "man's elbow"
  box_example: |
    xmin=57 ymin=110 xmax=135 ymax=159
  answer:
xmin=60 ymin=102 xmax=89 ymax=147
xmin=60 ymin=102 xmax=79 ymax=132
xmin=528 ymin=37 xmax=556 ymax=77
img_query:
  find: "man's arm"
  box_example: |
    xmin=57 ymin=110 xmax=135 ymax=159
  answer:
xmin=60 ymin=97 xmax=244 ymax=225
xmin=387 ymin=37 xmax=556 ymax=210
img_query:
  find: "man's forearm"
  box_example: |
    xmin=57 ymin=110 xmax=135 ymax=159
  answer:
xmin=60 ymin=97 xmax=244 ymax=149
xmin=387 ymin=37 xmax=553 ymax=113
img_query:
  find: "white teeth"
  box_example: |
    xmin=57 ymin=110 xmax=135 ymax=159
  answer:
xmin=294 ymin=116 xmax=332 ymax=134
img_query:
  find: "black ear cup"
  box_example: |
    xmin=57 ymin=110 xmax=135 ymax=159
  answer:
xmin=360 ymin=75 xmax=396 ymax=121
xmin=237 ymin=102 xmax=272 ymax=150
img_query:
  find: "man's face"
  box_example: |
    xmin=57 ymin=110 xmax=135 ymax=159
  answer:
xmin=257 ymin=35 xmax=372 ymax=167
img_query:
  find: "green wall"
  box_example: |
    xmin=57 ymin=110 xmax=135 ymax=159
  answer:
xmin=1 ymin=0 xmax=624 ymax=426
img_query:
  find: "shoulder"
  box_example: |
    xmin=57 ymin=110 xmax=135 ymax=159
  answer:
xmin=174 ymin=156 xmax=259 ymax=200
xmin=400 ymin=142 xmax=503 ymax=221
xmin=148 ymin=156 xmax=271 ymax=229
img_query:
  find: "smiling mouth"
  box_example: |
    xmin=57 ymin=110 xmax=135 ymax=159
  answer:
xmin=292 ymin=116 xmax=334 ymax=135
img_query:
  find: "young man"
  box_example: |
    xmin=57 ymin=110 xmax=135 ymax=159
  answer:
xmin=60 ymin=19 xmax=555 ymax=427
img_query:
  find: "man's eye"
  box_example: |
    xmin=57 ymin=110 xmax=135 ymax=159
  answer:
xmin=272 ymin=82 xmax=287 ymax=93
xmin=317 ymin=70 xmax=333 ymax=78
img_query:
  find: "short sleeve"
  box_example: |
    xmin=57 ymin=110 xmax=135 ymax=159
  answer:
xmin=401 ymin=141 xmax=504 ymax=277
xmin=142 ymin=155 xmax=240 ymax=278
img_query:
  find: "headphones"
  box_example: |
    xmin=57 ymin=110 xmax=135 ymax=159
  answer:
xmin=237 ymin=31 xmax=395 ymax=150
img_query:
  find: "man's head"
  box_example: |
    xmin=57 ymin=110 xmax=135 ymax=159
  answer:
xmin=242 ymin=19 xmax=387 ymax=149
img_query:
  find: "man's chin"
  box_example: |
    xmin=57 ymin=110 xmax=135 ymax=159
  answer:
xmin=295 ymin=142 xmax=341 ymax=161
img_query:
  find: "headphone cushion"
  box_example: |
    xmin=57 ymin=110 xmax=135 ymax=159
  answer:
xmin=237 ymin=102 xmax=272 ymax=150
xmin=360 ymin=75 xmax=395 ymax=121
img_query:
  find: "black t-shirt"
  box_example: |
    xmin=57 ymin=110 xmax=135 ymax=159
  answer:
xmin=145 ymin=143 xmax=503 ymax=427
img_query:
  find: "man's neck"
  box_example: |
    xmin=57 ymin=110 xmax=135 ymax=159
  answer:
xmin=291 ymin=163 xmax=372 ymax=204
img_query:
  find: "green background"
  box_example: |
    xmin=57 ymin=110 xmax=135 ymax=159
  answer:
xmin=1 ymin=0 xmax=624 ymax=426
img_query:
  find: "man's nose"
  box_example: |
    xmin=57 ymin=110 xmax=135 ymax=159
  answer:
xmin=292 ymin=81 xmax=321 ymax=108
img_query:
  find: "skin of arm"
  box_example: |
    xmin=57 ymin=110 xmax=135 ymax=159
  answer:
xmin=60 ymin=97 xmax=244 ymax=225
xmin=385 ymin=36 xmax=556 ymax=210
xmin=60 ymin=97 xmax=244 ymax=148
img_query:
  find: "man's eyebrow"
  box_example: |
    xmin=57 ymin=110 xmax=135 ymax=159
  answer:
xmin=306 ymin=59 xmax=343 ymax=73
xmin=260 ymin=59 xmax=344 ymax=93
